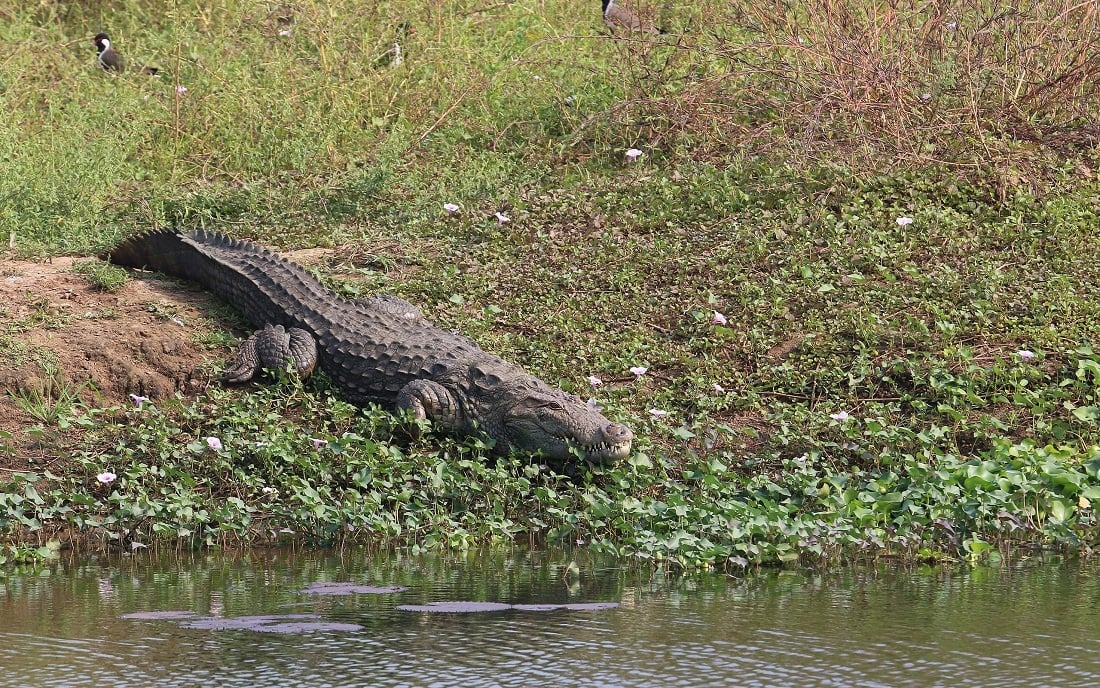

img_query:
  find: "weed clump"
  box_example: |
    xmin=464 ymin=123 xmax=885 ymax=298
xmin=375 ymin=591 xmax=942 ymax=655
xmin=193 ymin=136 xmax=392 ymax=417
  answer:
xmin=72 ymin=260 xmax=130 ymax=292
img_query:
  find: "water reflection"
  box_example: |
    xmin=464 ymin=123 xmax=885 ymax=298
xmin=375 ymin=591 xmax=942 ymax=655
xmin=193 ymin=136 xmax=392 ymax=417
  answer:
xmin=1 ymin=550 xmax=1098 ymax=687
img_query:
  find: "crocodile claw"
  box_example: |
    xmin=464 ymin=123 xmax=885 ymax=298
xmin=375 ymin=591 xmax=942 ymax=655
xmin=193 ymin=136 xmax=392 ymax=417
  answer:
xmin=222 ymin=324 xmax=318 ymax=382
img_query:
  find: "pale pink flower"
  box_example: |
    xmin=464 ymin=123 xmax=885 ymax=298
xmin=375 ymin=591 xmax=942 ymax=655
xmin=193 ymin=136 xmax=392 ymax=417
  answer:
xmin=713 ymin=383 xmax=726 ymax=393
xmin=896 ymin=216 xmax=914 ymax=227
xmin=829 ymin=411 xmax=850 ymax=421
xmin=443 ymin=203 xmax=460 ymax=215
xmin=625 ymin=148 xmax=643 ymax=162
xmin=587 ymin=375 xmax=603 ymax=387
xmin=176 ymin=85 xmax=188 ymax=95
xmin=1016 ymin=350 xmax=1036 ymax=360
xmin=712 ymin=311 xmax=727 ymax=325
xmin=629 ymin=366 xmax=648 ymax=377
xmin=129 ymin=394 xmax=148 ymax=408
xmin=205 ymin=436 xmax=222 ymax=451
xmin=97 ymin=471 xmax=117 ymax=484
xmin=649 ymin=409 xmax=667 ymax=418
xmin=311 ymin=438 xmax=328 ymax=449
xmin=494 ymin=212 xmax=510 ymax=225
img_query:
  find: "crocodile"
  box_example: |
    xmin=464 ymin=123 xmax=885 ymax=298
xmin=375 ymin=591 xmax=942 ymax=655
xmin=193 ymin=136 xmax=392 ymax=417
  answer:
xmin=105 ymin=229 xmax=633 ymax=464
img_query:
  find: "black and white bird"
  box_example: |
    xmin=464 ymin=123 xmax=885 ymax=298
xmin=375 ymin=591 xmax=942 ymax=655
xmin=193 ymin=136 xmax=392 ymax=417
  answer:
xmin=601 ymin=0 xmax=663 ymax=34
xmin=93 ymin=33 xmax=159 ymax=75
xmin=93 ymin=33 xmax=123 ymax=71
xmin=374 ymin=22 xmax=414 ymax=69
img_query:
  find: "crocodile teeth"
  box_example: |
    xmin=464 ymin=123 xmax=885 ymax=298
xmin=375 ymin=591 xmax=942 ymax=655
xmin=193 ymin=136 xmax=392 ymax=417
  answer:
xmin=584 ymin=441 xmax=631 ymax=462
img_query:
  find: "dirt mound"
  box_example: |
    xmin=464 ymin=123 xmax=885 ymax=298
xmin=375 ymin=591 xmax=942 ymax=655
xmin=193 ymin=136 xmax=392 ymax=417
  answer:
xmin=0 ymin=257 xmax=232 ymax=435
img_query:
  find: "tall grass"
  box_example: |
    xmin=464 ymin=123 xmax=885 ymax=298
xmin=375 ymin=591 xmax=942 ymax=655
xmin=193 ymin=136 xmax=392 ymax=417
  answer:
xmin=590 ymin=1 xmax=1099 ymax=178
xmin=1 ymin=1 xmax=1095 ymax=252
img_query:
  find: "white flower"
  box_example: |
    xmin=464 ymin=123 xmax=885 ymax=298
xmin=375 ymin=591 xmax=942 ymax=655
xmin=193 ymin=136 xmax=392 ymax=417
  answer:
xmin=262 ymin=486 xmax=278 ymax=495
xmin=1016 ymin=350 xmax=1036 ymax=360
xmin=649 ymin=409 xmax=667 ymax=418
xmin=205 ymin=436 xmax=223 ymax=451
xmin=896 ymin=216 xmax=914 ymax=227
xmin=494 ymin=212 xmax=510 ymax=225
xmin=97 ymin=471 xmax=117 ymax=484
xmin=945 ymin=21 xmax=957 ymax=29
xmin=587 ymin=375 xmax=603 ymax=387
xmin=713 ymin=383 xmax=726 ymax=393
xmin=712 ymin=311 xmax=727 ymax=325
xmin=829 ymin=411 xmax=850 ymax=421
xmin=278 ymin=29 xmax=293 ymax=37
xmin=443 ymin=203 xmax=460 ymax=215
xmin=625 ymin=148 xmax=643 ymax=162
xmin=629 ymin=366 xmax=648 ymax=376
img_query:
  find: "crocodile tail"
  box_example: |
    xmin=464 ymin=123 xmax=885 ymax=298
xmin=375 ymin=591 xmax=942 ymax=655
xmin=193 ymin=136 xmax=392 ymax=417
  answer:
xmin=101 ymin=228 xmax=201 ymax=278
xmin=103 ymin=228 xmax=333 ymax=332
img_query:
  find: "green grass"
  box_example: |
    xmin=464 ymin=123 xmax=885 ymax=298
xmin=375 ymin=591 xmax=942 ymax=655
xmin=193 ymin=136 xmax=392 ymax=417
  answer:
xmin=1 ymin=1 xmax=1099 ymax=568
xmin=70 ymin=259 xmax=129 ymax=291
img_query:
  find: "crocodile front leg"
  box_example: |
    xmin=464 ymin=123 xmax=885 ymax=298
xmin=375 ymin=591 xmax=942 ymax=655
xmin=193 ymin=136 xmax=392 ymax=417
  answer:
xmin=222 ymin=324 xmax=318 ymax=382
xmin=395 ymin=379 xmax=466 ymax=432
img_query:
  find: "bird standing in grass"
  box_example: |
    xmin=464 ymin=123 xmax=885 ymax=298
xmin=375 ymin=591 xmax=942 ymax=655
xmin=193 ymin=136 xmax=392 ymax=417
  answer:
xmin=93 ymin=33 xmax=159 ymax=75
xmin=374 ymin=22 xmax=415 ymax=69
xmin=602 ymin=0 xmax=663 ymax=34
xmin=93 ymin=33 xmax=122 ymax=71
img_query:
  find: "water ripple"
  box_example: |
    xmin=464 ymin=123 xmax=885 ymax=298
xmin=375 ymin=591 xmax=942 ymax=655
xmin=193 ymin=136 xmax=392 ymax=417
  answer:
xmin=4 ymin=556 xmax=1100 ymax=687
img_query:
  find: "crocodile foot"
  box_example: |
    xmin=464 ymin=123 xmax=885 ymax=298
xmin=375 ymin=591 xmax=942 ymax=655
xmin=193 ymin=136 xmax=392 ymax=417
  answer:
xmin=222 ymin=324 xmax=318 ymax=383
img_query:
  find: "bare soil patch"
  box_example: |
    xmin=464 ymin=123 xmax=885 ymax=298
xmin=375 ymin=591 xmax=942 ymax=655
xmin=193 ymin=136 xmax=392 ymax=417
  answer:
xmin=0 ymin=257 xmax=233 ymax=439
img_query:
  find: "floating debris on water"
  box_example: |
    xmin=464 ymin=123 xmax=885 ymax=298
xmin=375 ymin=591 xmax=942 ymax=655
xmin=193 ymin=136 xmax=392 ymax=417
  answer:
xmin=119 ymin=610 xmax=203 ymax=620
xmin=300 ymin=582 xmax=409 ymax=596
xmin=396 ymin=601 xmax=513 ymax=613
xmin=397 ymin=601 xmax=621 ymax=614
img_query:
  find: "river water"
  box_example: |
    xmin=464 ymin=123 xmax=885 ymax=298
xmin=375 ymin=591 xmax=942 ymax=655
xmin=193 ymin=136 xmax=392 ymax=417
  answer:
xmin=1 ymin=549 xmax=1097 ymax=687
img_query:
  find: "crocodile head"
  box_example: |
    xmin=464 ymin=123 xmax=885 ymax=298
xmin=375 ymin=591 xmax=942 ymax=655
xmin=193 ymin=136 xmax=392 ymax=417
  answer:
xmin=488 ymin=384 xmax=634 ymax=465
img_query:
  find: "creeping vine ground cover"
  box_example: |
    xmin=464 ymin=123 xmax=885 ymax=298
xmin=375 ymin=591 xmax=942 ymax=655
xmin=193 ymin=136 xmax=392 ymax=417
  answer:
xmin=2 ymin=0 xmax=1100 ymax=569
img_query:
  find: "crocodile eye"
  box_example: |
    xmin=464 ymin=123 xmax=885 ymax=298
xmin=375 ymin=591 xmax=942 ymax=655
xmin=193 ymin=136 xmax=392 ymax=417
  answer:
xmin=536 ymin=404 xmax=563 ymax=420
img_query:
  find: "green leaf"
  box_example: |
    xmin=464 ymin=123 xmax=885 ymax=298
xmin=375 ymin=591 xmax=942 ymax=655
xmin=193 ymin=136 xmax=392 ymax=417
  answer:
xmin=1072 ymin=406 xmax=1100 ymax=423
xmin=1080 ymin=486 xmax=1100 ymax=500
xmin=672 ymin=427 xmax=696 ymax=441
xmin=1050 ymin=498 xmax=1074 ymax=523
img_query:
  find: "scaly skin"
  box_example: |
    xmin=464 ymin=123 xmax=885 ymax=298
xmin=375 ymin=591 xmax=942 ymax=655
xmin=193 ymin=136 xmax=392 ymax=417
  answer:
xmin=105 ymin=229 xmax=634 ymax=464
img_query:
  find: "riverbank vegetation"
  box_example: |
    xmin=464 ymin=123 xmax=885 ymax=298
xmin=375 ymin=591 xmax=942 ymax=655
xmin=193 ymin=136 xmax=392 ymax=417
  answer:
xmin=2 ymin=0 xmax=1099 ymax=570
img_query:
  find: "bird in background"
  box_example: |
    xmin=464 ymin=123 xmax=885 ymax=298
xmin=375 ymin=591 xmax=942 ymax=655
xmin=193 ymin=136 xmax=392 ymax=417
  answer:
xmin=374 ymin=22 xmax=415 ymax=68
xmin=602 ymin=0 xmax=664 ymax=34
xmin=94 ymin=33 xmax=159 ymax=75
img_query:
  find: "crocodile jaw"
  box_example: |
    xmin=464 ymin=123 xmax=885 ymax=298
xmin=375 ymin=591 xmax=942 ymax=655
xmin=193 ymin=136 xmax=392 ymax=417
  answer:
xmin=499 ymin=397 xmax=634 ymax=465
